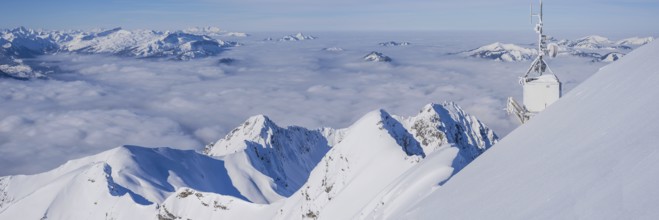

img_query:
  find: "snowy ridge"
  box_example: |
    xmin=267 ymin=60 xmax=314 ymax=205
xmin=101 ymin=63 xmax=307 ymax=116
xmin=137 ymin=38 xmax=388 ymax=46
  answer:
xmin=183 ymin=26 xmax=249 ymax=38
xmin=0 ymin=27 xmax=241 ymax=78
xmin=408 ymin=40 xmax=659 ymax=219
xmin=203 ymin=115 xmax=335 ymax=203
xmin=461 ymin=42 xmax=537 ymax=62
xmin=563 ymin=35 xmax=617 ymax=50
xmin=266 ymin=33 xmax=317 ymax=42
xmin=464 ymin=35 xmax=653 ymax=62
xmin=163 ymin=102 xmax=496 ymax=219
xmin=616 ymin=36 xmax=654 ymax=46
xmin=62 ymin=29 xmax=240 ymax=60
xmin=0 ymin=146 xmax=247 ymax=219
xmin=0 ymin=102 xmax=497 ymax=219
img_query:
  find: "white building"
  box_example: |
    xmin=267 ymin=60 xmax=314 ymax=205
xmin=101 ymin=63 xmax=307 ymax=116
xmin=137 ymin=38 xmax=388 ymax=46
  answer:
xmin=523 ymin=74 xmax=561 ymax=113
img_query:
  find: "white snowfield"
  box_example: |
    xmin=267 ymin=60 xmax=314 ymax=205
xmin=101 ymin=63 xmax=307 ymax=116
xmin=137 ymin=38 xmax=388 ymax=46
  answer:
xmin=407 ymin=40 xmax=659 ymax=219
xmin=0 ymin=102 xmax=497 ymax=219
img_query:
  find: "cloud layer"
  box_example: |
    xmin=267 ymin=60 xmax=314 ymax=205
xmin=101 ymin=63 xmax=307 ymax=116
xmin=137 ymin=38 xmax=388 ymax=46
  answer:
xmin=0 ymin=31 xmax=607 ymax=175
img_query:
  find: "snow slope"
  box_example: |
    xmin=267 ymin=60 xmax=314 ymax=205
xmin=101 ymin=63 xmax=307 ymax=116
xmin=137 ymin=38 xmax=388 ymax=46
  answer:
xmin=0 ymin=102 xmax=497 ymax=219
xmin=0 ymin=146 xmax=247 ymax=219
xmin=408 ymin=40 xmax=659 ymax=219
xmin=162 ymin=103 xmax=496 ymax=219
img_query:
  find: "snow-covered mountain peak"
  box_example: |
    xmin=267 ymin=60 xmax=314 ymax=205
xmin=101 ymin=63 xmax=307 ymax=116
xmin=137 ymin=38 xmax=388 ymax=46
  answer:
xmin=273 ymin=33 xmax=317 ymax=41
xmin=374 ymin=109 xmax=425 ymax=157
xmin=379 ymin=41 xmax=411 ymax=46
xmin=578 ymin=35 xmax=611 ymax=44
xmin=363 ymin=51 xmax=392 ymax=62
xmin=204 ymin=114 xmax=277 ymax=157
xmin=461 ymin=42 xmax=536 ymax=62
xmin=404 ymin=102 xmax=497 ymax=158
xmin=566 ymin=35 xmax=616 ymax=50
xmin=0 ymin=102 xmax=499 ymax=219
xmin=203 ymin=114 xmax=333 ymax=203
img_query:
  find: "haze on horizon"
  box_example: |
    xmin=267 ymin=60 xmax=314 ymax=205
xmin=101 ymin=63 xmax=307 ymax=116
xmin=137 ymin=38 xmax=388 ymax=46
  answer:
xmin=1 ymin=0 xmax=658 ymax=35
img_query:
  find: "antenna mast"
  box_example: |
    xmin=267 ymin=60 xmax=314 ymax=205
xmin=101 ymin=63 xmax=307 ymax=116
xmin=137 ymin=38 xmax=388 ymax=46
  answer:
xmin=507 ymin=0 xmax=562 ymax=124
xmin=522 ymin=0 xmax=553 ymax=81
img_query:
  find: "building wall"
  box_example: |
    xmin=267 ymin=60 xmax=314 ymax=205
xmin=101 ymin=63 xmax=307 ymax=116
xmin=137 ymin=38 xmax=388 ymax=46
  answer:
xmin=523 ymin=80 xmax=560 ymax=113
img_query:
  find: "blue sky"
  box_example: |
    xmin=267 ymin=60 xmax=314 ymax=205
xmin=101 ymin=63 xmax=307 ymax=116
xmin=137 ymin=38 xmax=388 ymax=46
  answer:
xmin=1 ymin=0 xmax=658 ymax=35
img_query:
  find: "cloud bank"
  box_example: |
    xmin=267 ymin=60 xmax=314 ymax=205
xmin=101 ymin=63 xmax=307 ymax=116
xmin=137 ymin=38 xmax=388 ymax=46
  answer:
xmin=0 ymin=31 xmax=607 ymax=175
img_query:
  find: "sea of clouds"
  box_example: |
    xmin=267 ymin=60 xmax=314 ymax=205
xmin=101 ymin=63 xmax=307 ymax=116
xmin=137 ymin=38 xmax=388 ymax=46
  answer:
xmin=0 ymin=31 xmax=606 ymax=175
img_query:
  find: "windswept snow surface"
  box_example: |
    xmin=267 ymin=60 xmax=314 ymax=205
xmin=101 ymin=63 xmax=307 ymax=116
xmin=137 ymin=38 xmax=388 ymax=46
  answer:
xmin=408 ymin=41 xmax=659 ymax=219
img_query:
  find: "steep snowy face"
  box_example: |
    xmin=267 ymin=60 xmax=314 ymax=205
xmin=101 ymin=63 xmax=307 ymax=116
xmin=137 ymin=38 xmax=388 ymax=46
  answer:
xmin=204 ymin=115 xmax=335 ymax=204
xmin=0 ymin=102 xmax=497 ymax=220
xmin=462 ymin=42 xmax=537 ymax=62
xmin=402 ymin=103 xmax=497 ymax=166
xmin=275 ymin=103 xmax=497 ymax=219
xmin=409 ymin=41 xmax=659 ymax=219
xmin=0 ymin=146 xmax=247 ymax=220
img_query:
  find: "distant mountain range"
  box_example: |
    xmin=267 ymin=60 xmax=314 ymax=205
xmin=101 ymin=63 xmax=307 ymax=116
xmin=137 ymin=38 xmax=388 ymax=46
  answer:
xmin=264 ymin=33 xmax=318 ymax=42
xmin=0 ymin=27 xmax=241 ymax=79
xmin=461 ymin=35 xmax=654 ymax=62
xmin=0 ymin=102 xmax=497 ymax=219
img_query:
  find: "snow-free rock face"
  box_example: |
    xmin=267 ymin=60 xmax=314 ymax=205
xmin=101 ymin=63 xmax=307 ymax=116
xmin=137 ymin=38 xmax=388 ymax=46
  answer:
xmin=461 ymin=42 xmax=537 ymax=62
xmin=0 ymin=102 xmax=497 ymax=219
xmin=408 ymin=41 xmax=659 ymax=219
xmin=363 ymin=51 xmax=392 ymax=62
